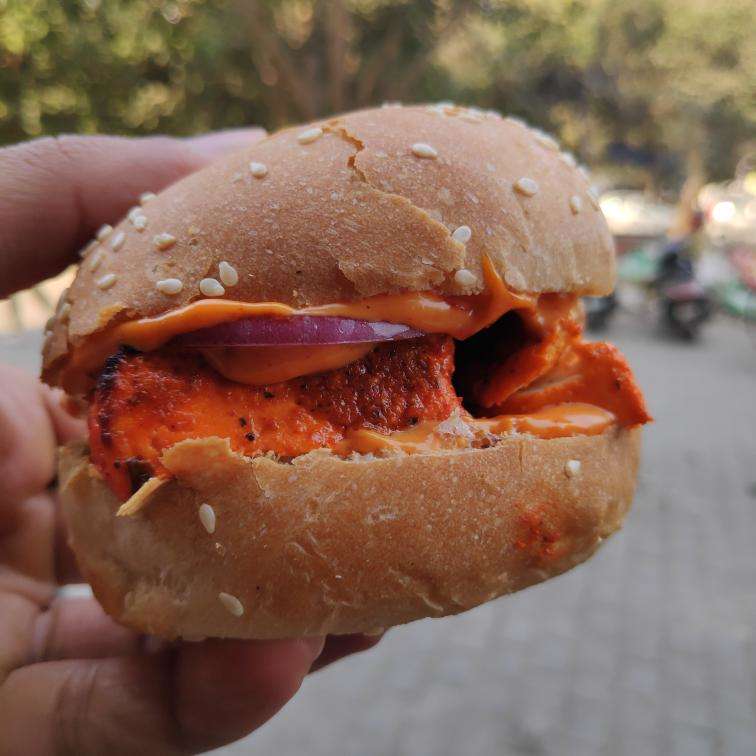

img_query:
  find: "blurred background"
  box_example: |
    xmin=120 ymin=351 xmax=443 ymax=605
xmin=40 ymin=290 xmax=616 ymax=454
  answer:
xmin=1 ymin=2 xmax=754 ymax=755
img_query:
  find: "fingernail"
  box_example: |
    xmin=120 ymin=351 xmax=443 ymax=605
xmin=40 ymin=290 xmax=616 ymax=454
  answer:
xmin=301 ymin=635 xmax=326 ymax=659
xmin=185 ymin=128 xmax=267 ymax=159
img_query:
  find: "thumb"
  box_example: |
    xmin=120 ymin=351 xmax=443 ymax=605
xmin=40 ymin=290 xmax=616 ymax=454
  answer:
xmin=0 ymin=637 xmax=324 ymax=755
xmin=185 ymin=128 xmax=267 ymax=161
xmin=0 ymin=128 xmax=265 ymax=297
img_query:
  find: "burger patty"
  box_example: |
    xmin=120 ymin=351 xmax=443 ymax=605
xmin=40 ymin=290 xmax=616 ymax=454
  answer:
xmin=89 ymin=336 xmax=461 ymax=499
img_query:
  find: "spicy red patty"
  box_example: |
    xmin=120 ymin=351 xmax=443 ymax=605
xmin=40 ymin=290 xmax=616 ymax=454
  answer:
xmin=89 ymin=336 xmax=460 ymax=499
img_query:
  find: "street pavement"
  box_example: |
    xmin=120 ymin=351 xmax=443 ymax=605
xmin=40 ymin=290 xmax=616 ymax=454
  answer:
xmin=2 ymin=312 xmax=754 ymax=756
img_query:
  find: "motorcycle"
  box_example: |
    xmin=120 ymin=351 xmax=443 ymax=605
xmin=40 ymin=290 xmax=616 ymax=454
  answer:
xmin=583 ymin=237 xmax=713 ymax=340
xmin=654 ymin=241 xmax=712 ymax=340
xmin=584 ymin=292 xmax=617 ymax=331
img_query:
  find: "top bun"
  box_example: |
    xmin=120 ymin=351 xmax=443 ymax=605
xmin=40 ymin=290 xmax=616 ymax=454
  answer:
xmin=43 ymin=104 xmax=614 ymax=378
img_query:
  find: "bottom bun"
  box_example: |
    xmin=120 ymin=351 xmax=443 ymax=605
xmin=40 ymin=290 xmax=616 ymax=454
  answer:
xmin=59 ymin=428 xmax=640 ymax=640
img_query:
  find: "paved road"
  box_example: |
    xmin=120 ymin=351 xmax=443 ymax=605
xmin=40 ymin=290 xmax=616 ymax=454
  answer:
xmin=3 ymin=314 xmax=755 ymax=756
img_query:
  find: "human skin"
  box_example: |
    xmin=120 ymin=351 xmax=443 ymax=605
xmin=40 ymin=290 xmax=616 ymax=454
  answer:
xmin=0 ymin=132 xmax=381 ymax=755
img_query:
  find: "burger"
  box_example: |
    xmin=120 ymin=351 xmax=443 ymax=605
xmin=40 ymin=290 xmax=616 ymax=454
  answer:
xmin=43 ymin=104 xmax=651 ymax=640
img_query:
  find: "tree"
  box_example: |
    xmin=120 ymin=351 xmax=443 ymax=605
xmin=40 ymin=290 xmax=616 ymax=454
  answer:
xmin=0 ymin=0 xmax=753 ymax=191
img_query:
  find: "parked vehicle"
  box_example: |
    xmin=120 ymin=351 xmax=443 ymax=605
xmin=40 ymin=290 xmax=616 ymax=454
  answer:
xmin=654 ymin=241 xmax=712 ymax=340
xmin=584 ymin=234 xmax=713 ymax=340
xmin=584 ymin=293 xmax=617 ymax=331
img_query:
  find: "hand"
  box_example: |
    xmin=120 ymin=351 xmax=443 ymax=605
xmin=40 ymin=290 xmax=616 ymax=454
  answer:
xmin=0 ymin=133 xmax=381 ymax=755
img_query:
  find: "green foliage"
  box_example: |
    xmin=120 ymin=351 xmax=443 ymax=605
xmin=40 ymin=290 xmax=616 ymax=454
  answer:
xmin=0 ymin=0 xmax=753 ymax=187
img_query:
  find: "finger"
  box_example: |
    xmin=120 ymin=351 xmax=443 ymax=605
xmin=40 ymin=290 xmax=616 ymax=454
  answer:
xmin=30 ymin=597 xmax=142 ymax=662
xmin=0 ymin=486 xmax=82 ymax=584
xmin=0 ymin=574 xmax=54 ymax=680
xmin=0 ymin=128 xmax=265 ymax=297
xmin=0 ymin=493 xmax=56 ymax=580
xmin=0 ymin=365 xmax=57 ymax=508
xmin=186 ymin=128 xmax=265 ymax=159
xmin=309 ymin=632 xmax=384 ymax=672
xmin=175 ymin=636 xmax=325 ymax=751
xmin=0 ymin=365 xmax=82 ymax=582
xmin=42 ymin=386 xmax=87 ymax=445
xmin=0 ymin=637 xmax=324 ymax=755
xmin=53 ymin=499 xmax=83 ymax=585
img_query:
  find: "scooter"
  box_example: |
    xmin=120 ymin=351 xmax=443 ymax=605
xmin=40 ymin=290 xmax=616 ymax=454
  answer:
xmin=583 ymin=238 xmax=712 ymax=339
xmin=654 ymin=242 xmax=712 ymax=340
xmin=584 ymin=292 xmax=617 ymax=331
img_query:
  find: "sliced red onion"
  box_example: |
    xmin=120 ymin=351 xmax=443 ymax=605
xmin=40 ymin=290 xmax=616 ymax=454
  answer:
xmin=172 ymin=316 xmax=424 ymax=347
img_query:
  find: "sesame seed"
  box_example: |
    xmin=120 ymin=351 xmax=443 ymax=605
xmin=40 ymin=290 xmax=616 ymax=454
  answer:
xmin=218 ymin=261 xmax=239 ymax=287
xmin=565 ymin=459 xmax=582 ymax=477
xmin=219 ymin=592 xmax=244 ymax=617
xmin=96 ymin=224 xmax=113 ymax=241
xmin=96 ymin=272 xmax=117 ymax=290
xmin=200 ymin=278 xmax=225 ymax=297
xmin=128 ymin=207 xmax=148 ymax=231
xmin=89 ymin=249 xmax=104 ymax=271
xmin=533 ymin=130 xmax=560 ymax=151
xmin=139 ymin=192 xmax=157 ymax=205
xmin=110 ymin=231 xmax=125 ymax=251
xmin=411 ymin=142 xmax=438 ymax=159
xmin=560 ymin=151 xmax=577 ymax=168
xmin=569 ymin=195 xmax=582 ymax=214
xmin=587 ymin=189 xmax=600 ymax=210
xmin=155 ymin=278 xmax=183 ymax=295
xmin=297 ymin=127 xmax=323 ymax=145
xmin=80 ymin=239 xmax=98 ymax=258
xmin=198 ymin=503 xmax=216 ymax=534
xmin=514 ymin=177 xmax=539 ymax=196
xmin=452 ymin=225 xmax=472 ymax=244
xmin=426 ymin=101 xmax=453 ymax=115
xmin=249 ymin=161 xmax=268 ymax=178
xmin=454 ymin=269 xmax=477 ymax=287
xmin=459 ymin=112 xmax=483 ymax=123
xmin=153 ymin=232 xmax=176 ymax=251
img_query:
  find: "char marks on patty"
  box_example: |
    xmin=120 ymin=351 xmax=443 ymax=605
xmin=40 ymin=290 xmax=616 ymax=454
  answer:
xmin=88 ymin=337 xmax=461 ymax=499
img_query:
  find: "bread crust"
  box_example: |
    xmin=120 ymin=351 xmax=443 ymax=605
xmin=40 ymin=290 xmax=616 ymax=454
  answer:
xmin=43 ymin=104 xmax=614 ymax=382
xmin=59 ymin=427 xmax=639 ymax=640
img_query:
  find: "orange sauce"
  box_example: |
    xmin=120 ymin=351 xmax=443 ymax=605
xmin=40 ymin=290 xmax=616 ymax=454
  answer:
xmin=59 ymin=258 xmax=534 ymax=393
xmin=200 ymin=343 xmax=374 ymax=385
xmin=342 ymin=403 xmax=615 ymax=455
xmin=67 ymin=250 xmax=651 ymax=503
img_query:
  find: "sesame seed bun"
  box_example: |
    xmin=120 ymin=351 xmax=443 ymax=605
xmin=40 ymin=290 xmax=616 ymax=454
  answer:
xmin=47 ymin=104 xmax=635 ymax=640
xmin=43 ymin=104 xmax=613 ymax=383
xmin=59 ymin=427 xmax=639 ymax=640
